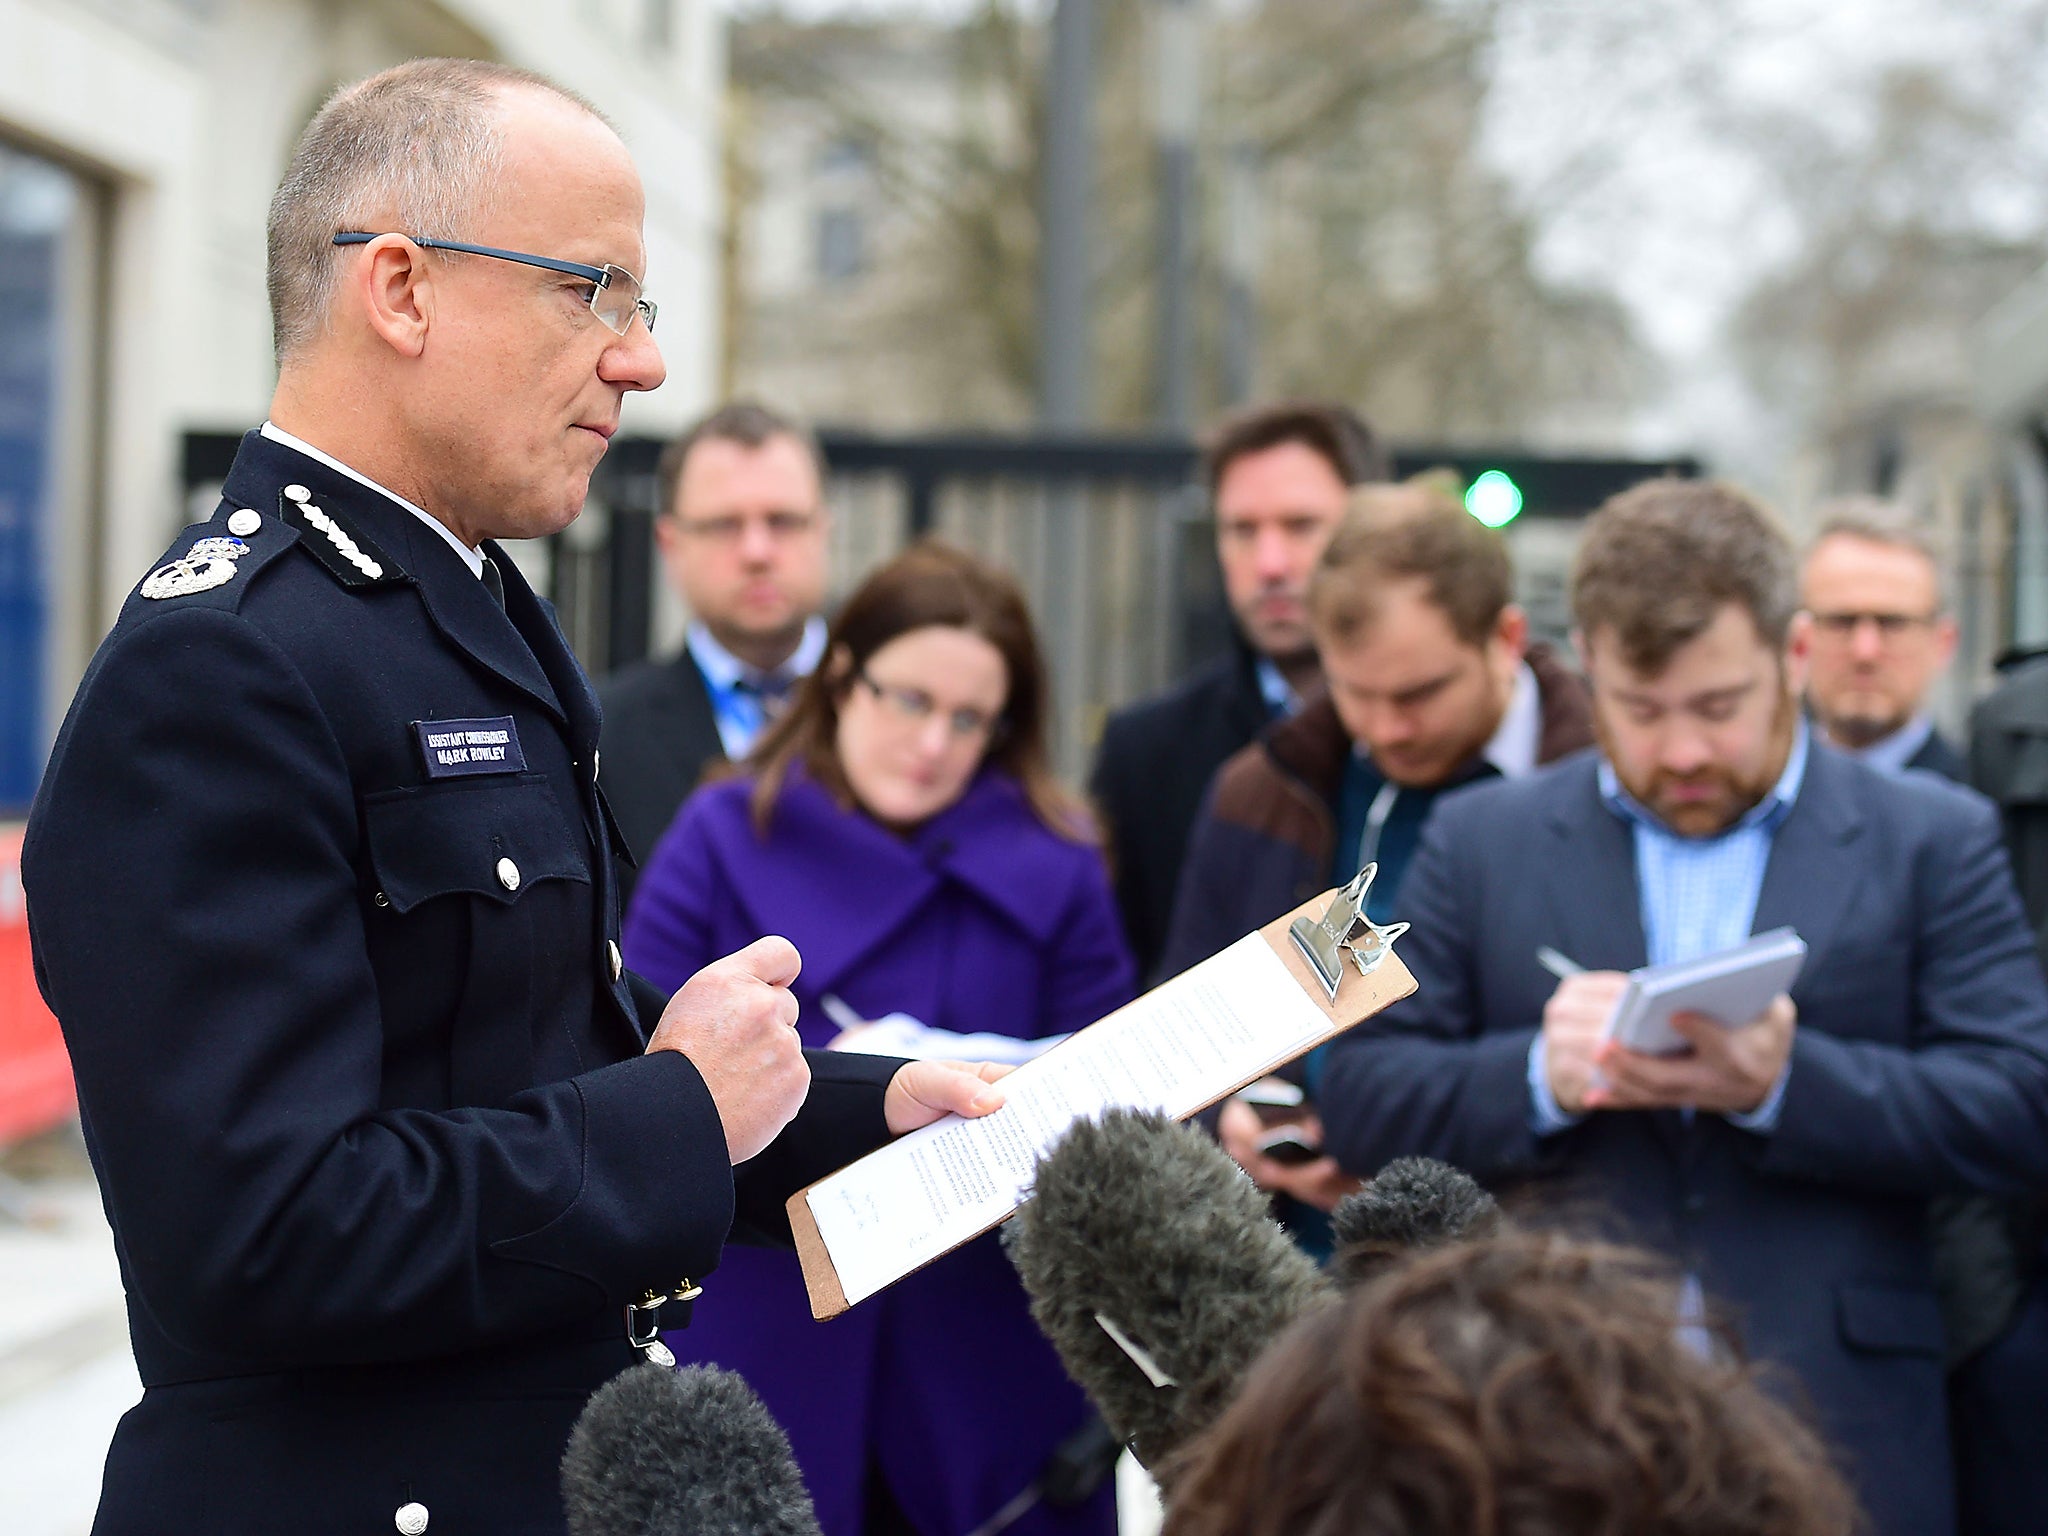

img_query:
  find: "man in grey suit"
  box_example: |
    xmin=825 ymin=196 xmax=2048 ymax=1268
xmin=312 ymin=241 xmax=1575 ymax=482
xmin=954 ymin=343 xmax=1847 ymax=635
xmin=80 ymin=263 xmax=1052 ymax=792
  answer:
xmin=598 ymin=402 xmax=830 ymax=906
xmin=1320 ymin=479 xmax=2048 ymax=1536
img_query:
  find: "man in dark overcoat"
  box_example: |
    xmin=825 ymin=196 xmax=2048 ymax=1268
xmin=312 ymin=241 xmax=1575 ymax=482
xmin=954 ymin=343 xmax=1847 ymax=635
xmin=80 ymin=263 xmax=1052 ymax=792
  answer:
xmin=22 ymin=58 xmax=998 ymax=1536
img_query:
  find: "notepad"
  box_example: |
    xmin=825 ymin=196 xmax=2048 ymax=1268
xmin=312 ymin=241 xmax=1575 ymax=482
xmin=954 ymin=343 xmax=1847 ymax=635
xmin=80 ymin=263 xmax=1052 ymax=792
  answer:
xmin=1603 ymin=927 xmax=1807 ymax=1056
xmin=785 ymin=887 xmax=1418 ymax=1318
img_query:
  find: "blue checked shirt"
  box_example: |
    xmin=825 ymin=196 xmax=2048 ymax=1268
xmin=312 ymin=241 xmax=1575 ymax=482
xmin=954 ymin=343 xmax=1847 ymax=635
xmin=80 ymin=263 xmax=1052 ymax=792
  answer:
xmin=1527 ymin=724 xmax=1809 ymax=1135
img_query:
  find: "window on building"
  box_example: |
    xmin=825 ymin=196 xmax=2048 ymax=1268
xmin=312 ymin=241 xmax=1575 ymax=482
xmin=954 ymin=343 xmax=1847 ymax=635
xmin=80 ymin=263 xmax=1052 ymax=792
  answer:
xmin=0 ymin=140 xmax=97 ymax=813
xmin=816 ymin=206 xmax=865 ymax=285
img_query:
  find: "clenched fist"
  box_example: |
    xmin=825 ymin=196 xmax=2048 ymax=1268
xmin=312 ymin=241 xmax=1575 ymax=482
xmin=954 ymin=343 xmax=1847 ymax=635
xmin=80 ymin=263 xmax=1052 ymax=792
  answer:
xmin=646 ymin=935 xmax=810 ymax=1164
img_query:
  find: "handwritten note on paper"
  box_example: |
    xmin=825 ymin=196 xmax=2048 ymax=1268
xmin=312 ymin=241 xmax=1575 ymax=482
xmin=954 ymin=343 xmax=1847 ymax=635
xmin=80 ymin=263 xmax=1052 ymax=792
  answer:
xmin=804 ymin=932 xmax=1336 ymax=1307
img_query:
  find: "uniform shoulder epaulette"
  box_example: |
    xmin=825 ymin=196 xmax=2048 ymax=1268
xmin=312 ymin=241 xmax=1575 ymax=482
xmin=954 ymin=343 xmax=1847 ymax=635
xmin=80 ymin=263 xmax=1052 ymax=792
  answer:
xmin=137 ymin=502 xmax=297 ymax=604
xmin=273 ymin=482 xmax=408 ymax=590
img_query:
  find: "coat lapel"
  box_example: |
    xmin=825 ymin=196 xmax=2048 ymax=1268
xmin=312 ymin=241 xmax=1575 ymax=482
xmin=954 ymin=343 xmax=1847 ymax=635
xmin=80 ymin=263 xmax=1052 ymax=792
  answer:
xmin=1749 ymin=744 xmax=1865 ymax=964
xmin=1541 ymin=759 xmax=1648 ymax=973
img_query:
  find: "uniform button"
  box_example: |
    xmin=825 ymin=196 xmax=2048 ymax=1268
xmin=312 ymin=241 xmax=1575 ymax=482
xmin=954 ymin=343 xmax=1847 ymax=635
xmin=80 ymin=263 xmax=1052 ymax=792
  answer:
xmin=608 ymin=940 xmax=623 ymax=981
xmin=284 ymin=483 xmax=311 ymax=503
xmin=496 ymin=857 xmax=521 ymax=892
xmin=394 ymin=1503 xmax=429 ymax=1535
xmin=372 ymin=890 xmax=390 ymax=909
xmin=228 ymin=508 xmax=262 ymax=537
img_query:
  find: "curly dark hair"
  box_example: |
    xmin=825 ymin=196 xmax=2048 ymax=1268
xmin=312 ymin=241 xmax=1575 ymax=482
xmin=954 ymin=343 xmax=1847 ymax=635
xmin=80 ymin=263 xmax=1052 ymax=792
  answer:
xmin=1161 ymin=1232 xmax=1858 ymax=1536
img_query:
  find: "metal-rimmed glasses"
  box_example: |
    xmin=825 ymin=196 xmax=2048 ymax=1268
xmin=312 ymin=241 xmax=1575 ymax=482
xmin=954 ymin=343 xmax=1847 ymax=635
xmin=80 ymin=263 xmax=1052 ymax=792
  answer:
xmin=331 ymin=232 xmax=659 ymax=335
xmin=856 ymin=670 xmax=1005 ymax=743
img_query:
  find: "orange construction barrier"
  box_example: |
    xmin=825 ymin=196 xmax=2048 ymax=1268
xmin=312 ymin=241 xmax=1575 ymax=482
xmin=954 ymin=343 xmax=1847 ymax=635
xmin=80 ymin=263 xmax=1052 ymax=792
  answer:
xmin=0 ymin=823 xmax=74 ymax=1144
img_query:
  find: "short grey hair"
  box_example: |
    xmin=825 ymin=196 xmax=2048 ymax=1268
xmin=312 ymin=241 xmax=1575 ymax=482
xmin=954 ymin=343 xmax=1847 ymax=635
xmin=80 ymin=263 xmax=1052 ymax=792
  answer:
xmin=1806 ymin=496 xmax=1947 ymax=610
xmin=266 ymin=58 xmax=606 ymax=362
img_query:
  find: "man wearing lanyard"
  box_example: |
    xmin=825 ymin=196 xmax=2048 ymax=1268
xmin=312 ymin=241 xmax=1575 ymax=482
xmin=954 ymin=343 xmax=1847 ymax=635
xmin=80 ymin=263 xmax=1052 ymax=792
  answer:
xmin=1169 ymin=480 xmax=1593 ymax=1227
xmin=598 ymin=401 xmax=830 ymax=907
xmin=1319 ymin=478 xmax=2048 ymax=1535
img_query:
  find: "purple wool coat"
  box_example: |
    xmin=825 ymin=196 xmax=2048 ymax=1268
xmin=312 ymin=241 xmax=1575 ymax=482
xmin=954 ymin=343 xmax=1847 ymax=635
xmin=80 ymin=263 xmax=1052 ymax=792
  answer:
xmin=623 ymin=767 xmax=1136 ymax=1536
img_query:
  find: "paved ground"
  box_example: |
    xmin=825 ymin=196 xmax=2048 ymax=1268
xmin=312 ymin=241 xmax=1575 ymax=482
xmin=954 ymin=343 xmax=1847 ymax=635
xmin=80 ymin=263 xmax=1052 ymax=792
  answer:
xmin=0 ymin=1122 xmax=1165 ymax=1535
xmin=0 ymin=1126 xmax=134 ymax=1536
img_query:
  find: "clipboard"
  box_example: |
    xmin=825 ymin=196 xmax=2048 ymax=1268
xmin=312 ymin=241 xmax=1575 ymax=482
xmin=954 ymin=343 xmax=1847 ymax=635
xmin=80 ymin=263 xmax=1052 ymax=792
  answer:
xmin=788 ymin=875 xmax=1416 ymax=1319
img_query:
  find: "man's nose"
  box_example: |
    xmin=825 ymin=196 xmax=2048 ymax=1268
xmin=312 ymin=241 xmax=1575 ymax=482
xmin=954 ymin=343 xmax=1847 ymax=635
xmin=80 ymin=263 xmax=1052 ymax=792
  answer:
xmin=737 ymin=518 xmax=777 ymax=564
xmin=1254 ymin=527 xmax=1296 ymax=581
xmin=1658 ymin=720 xmax=1713 ymax=775
xmin=602 ymin=322 xmax=666 ymax=393
xmin=1849 ymin=620 xmax=1886 ymax=663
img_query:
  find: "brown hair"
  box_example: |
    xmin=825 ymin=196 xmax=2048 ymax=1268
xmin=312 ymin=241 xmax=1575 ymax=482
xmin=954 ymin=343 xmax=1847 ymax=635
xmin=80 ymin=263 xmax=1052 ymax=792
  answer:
xmin=745 ymin=541 xmax=1088 ymax=839
xmin=1202 ymin=400 xmax=1390 ymax=498
xmin=655 ymin=400 xmax=825 ymax=521
xmin=1572 ymin=479 xmax=1797 ymax=674
xmin=1162 ymin=1232 xmax=1859 ymax=1536
xmin=1307 ymin=478 xmax=1515 ymax=648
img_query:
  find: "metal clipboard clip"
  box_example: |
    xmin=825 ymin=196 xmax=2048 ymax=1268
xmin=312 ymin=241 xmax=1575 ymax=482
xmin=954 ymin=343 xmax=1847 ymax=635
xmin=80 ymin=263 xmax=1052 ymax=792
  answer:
xmin=1288 ymin=863 xmax=1411 ymax=1003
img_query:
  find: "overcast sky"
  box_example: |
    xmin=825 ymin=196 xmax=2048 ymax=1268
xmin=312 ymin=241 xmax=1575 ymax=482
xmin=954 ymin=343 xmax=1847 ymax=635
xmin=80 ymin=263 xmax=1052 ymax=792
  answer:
xmin=725 ymin=0 xmax=2048 ymax=479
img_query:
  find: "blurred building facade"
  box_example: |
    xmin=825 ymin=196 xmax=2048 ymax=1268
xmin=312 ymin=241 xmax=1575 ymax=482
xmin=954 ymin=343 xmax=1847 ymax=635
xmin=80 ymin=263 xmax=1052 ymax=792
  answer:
xmin=0 ymin=0 xmax=725 ymax=813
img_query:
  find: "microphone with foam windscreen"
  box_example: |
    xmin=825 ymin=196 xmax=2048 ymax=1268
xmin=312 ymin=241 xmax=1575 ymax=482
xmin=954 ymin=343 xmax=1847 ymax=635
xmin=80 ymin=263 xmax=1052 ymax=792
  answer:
xmin=1003 ymin=1109 xmax=1333 ymax=1469
xmin=1005 ymin=1109 xmax=1507 ymax=1479
xmin=560 ymin=1361 xmax=822 ymax=1536
xmin=1329 ymin=1154 xmax=1502 ymax=1286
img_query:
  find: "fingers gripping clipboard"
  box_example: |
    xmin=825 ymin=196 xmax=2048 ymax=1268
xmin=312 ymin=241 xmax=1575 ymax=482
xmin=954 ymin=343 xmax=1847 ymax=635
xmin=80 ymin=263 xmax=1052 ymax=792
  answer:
xmin=787 ymin=867 xmax=1416 ymax=1319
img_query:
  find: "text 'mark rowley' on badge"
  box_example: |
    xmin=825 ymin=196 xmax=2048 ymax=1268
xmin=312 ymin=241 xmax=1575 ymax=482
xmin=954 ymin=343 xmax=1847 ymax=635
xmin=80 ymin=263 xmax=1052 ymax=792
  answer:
xmin=413 ymin=717 xmax=527 ymax=778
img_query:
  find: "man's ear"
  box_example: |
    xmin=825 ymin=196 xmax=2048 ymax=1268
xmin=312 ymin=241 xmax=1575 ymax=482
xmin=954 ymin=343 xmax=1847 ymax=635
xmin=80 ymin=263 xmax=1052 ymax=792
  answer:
xmin=1495 ymin=603 xmax=1529 ymax=661
xmin=1784 ymin=612 xmax=1814 ymax=696
xmin=351 ymin=235 xmax=434 ymax=358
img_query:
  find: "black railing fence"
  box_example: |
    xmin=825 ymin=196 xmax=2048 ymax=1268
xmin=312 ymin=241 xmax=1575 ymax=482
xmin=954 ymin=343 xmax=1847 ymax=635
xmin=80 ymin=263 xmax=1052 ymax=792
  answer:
xmin=181 ymin=430 xmax=1698 ymax=778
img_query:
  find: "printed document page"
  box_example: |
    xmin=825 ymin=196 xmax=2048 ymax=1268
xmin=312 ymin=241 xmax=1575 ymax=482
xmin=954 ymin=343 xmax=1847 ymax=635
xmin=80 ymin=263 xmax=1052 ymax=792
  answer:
xmin=804 ymin=932 xmax=1334 ymax=1307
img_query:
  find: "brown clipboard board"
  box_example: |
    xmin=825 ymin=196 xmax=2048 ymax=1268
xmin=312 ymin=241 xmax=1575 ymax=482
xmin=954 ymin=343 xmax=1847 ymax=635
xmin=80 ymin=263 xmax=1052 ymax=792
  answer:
xmin=787 ymin=886 xmax=1417 ymax=1320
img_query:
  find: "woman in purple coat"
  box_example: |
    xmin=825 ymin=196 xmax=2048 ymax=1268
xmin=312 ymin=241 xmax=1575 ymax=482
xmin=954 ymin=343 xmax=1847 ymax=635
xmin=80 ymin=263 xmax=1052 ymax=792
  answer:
xmin=623 ymin=542 xmax=1136 ymax=1536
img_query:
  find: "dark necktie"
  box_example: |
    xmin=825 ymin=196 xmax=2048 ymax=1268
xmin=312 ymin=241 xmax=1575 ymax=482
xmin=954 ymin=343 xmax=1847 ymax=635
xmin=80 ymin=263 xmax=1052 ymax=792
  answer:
xmin=481 ymin=554 xmax=506 ymax=610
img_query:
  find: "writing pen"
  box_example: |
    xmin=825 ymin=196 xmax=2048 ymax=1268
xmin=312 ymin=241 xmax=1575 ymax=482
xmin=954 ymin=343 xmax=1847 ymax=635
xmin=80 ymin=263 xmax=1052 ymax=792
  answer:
xmin=1536 ymin=946 xmax=1585 ymax=981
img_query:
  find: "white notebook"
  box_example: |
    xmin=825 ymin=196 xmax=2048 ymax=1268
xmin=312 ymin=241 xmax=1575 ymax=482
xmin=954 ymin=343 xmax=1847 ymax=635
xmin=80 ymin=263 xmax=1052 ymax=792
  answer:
xmin=1602 ymin=927 xmax=1808 ymax=1056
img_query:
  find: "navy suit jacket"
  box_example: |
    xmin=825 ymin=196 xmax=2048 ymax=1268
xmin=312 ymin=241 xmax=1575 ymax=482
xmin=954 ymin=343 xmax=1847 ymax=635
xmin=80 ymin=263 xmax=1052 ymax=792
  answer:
xmin=23 ymin=432 xmax=899 ymax=1535
xmin=1321 ymin=745 xmax=2048 ymax=1536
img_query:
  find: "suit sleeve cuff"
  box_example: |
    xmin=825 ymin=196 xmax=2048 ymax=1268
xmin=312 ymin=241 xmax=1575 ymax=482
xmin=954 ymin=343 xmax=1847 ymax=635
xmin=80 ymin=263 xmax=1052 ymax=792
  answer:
xmin=1526 ymin=1033 xmax=1586 ymax=1136
xmin=1723 ymin=1059 xmax=1792 ymax=1133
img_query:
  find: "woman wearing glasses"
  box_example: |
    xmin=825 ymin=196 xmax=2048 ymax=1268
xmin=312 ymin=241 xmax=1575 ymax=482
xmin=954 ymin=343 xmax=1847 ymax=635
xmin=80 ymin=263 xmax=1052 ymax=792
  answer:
xmin=623 ymin=541 xmax=1134 ymax=1536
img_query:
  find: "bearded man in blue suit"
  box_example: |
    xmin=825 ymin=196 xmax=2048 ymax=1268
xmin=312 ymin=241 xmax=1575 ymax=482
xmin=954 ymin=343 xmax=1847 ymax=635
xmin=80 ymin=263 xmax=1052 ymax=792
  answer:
xmin=1320 ymin=479 xmax=2048 ymax=1535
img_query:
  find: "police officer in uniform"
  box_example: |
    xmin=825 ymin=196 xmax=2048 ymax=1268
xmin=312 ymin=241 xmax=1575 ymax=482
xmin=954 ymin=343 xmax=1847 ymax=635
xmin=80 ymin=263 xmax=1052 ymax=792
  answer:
xmin=22 ymin=60 xmax=1004 ymax=1535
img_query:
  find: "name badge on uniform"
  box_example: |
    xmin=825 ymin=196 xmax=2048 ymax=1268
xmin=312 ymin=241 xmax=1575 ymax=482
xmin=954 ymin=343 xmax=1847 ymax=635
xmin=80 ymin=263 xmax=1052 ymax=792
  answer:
xmin=413 ymin=717 xmax=527 ymax=778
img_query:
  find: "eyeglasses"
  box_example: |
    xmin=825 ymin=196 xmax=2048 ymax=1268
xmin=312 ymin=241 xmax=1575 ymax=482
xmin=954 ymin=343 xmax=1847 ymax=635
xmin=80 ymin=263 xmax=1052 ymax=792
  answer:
xmin=856 ymin=671 xmax=1004 ymax=742
xmin=1809 ymin=610 xmax=1939 ymax=641
xmin=331 ymin=232 xmax=658 ymax=335
xmin=675 ymin=510 xmax=821 ymax=544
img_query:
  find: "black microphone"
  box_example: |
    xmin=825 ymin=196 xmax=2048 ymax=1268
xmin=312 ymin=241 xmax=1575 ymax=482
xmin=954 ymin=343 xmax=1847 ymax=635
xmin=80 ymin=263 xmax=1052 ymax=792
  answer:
xmin=561 ymin=1361 xmax=822 ymax=1536
xmin=1329 ymin=1155 xmax=1502 ymax=1286
xmin=1003 ymin=1108 xmax=1332 ymax=1470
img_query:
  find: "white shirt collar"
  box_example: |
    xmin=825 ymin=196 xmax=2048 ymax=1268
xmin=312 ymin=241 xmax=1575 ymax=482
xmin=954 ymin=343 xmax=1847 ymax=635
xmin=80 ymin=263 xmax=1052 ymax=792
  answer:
xmin=1482 ymin=661 xmax=1542 ymax=778
xmin=260 ymin=421 xmax=484 ymax=579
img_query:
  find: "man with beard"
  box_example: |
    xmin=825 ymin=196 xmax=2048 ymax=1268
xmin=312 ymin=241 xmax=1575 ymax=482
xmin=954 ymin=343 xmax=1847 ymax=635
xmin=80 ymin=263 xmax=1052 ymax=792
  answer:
xmin=1317 ymin=479 xmax=2048 ymax=1536
xmin=1162 ymin=481 xmax=1593 ymax=1231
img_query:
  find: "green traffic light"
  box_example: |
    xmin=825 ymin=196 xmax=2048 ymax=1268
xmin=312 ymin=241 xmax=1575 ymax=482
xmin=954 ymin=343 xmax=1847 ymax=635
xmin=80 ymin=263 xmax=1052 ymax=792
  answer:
xmin=1465 ymin=469 xmax=1524 ymax=528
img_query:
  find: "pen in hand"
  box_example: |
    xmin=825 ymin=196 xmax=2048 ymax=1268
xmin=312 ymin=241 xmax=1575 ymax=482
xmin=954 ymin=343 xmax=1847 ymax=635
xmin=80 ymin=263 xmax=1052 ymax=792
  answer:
xmin=1536 ymin=946 xmax=1585 ymax=981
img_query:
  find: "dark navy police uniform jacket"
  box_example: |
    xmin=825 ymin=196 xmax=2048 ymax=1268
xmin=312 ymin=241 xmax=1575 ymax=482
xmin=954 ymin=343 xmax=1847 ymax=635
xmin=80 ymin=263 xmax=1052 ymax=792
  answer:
xmin=23 ymin=431 xmax=899 ymax=1534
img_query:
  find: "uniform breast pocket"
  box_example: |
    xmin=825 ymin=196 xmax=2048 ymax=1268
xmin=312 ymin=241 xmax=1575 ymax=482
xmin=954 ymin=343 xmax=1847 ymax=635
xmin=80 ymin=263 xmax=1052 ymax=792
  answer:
xmin=362 ymin=776 xmax=593 ymax=1108
xmin=364 ymin=774 xmax=588 ymax=912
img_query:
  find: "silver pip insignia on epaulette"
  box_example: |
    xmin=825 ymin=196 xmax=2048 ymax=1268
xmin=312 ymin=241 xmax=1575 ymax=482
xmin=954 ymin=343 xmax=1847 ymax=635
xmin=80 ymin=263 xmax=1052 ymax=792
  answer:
xmin=140 ymin=536 xmax=251 ymax=600
xmin=282 ymin=481 xmax=389 ymax=581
